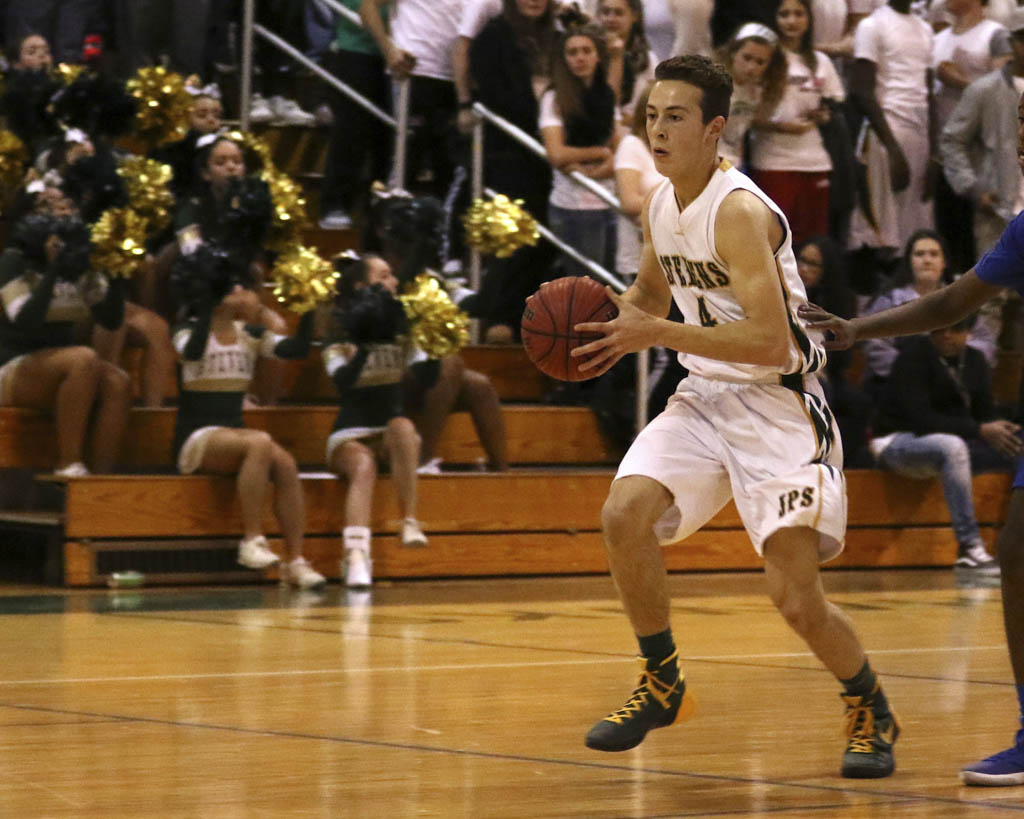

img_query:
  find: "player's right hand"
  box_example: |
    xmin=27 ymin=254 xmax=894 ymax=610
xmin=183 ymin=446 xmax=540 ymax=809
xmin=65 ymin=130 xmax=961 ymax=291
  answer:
xmin=798 ymin=302 xmax=857 ymax=350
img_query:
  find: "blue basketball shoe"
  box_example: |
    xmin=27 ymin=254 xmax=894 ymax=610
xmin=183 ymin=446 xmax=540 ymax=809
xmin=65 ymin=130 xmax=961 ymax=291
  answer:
xmin=961 ymin=731 xmax=1024 ymax=786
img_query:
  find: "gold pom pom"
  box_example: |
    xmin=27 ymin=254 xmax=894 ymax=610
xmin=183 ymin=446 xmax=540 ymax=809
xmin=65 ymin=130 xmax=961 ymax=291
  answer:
xmin=57 ymin=63 xmax=85 ymax=86
xmin=225 ymin=129 xmax=275 ymax=176
xmin=126 ymin=66 xmax=192 ymax=150
xmin=400 ymin=274 xmax=469 ymax=358
xmin=263 ymin=169 xmax=308 ymax=253
xmin=270 ymin=245 xmax=338 ymax=314
xmin=462 ymin=194 xmax=539 ymax=258
xmin=0 ymin=130 xmax=28 ymax=193
xmin=117 ymin=156 xmax=174 ymax=235
xmin=90 ymin=207 xmax=148 ymax=278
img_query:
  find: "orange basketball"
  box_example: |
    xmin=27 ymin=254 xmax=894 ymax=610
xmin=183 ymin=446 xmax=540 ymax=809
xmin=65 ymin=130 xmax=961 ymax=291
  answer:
xmin=521 ymin=277 xmax=618 ymax=382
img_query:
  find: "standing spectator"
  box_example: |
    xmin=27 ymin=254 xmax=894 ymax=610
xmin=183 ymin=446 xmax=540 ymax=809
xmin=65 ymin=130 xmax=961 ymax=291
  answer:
xmin=932 ymin=0 xmax=1010 ymax=275
xmin=6 ymin=0 xmax=99 ymax=65
xmin=319 ymin=0 xmax=392 ymax=230
xmin=540 ymin=24 xmax=618 ymax=277
xmin=749 ymin=0 xmax=846 ymax=248
xmin=846 ymin=0 xmax=934 ymax=256
xmin=468 ymin=0 xmax=559 ymax=341
xmin=452 ymin=0 xmax=502 ymax=131
xmin=869 ymin=316 xmax=1017 ymax=576
xmin=597 ymin=0 xmax=656 ymax=125
xmin=667 ymin=0 xmax=714 ymax=59
xmin=360 ymin=0 xmax=464 ymax=202
xmin=940 ymin=11 xmax=1024 ymax=369
xmin=613 ymin=84 xmax=660 ymax=278
xmin=715 ymin=22 xmax=786 ymax=170
xmin=711 ymin=0 xmax=775 ymax=48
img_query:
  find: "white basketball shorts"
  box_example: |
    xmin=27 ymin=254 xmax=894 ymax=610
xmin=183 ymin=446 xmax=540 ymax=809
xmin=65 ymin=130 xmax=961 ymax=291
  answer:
xmin=616 ymin=373 xmax=847 ymax=561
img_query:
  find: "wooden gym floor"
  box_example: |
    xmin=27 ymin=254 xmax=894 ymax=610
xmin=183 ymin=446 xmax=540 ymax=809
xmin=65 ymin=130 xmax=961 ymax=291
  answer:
xmin=1 ymin=569 xmax=1023 ymax=817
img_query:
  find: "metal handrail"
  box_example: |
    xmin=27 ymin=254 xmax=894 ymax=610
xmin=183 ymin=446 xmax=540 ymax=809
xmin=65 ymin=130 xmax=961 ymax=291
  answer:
xmin=482 ymin=187 xmax=625 ymax=293
xmin=471 ymin=102 xmax=624 ymax=214
xmin=316 ymin=0 xmax=362 ymax=28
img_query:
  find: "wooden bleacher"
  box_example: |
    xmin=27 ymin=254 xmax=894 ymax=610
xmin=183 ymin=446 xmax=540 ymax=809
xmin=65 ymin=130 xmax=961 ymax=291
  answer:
xmin=0 ymin=256 xmax=1012 ymax=584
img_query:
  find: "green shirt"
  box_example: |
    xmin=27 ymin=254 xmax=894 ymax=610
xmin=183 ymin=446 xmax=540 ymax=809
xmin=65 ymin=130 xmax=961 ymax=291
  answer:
xmin=334 ymin=0 xmax=384 ymax=57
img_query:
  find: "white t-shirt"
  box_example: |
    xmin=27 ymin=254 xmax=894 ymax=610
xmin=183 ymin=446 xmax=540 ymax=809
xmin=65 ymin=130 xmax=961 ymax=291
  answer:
xmin=812 ymin=0 xmax=848 ymax=47
xmin=932 ymin=19 xmax=1009 ymax=127
xmin=668 ymin=0 xmax=713 ymax=59
xmin=390 ymin=0 xmax=464 ymax=80
xmin=853 ymin=5 xmax=932 ymax=130
xmin=719 ymin=81 xmax=762 ymax=168
xmin=750 ymin=49 xmax=844 ymax=173
xmin=614 ymin=134 xmax=662 ymax=274
xmin=539 ymin=89 xmax=615 ymax=210
xmin=457 ymin=0 xmax=501 ymax=40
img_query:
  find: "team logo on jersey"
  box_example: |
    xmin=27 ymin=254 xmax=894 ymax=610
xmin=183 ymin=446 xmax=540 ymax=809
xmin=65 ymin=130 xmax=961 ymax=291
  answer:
xmin=778 ymin=486 xmax=815 ymax=518
xmin=658 ymin=255 xmax=730 ymax=290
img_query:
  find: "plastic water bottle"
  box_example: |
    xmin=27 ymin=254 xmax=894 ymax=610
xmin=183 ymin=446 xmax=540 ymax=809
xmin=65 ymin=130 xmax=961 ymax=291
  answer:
xmin=107 ymin=571 xmax=145 ymax=589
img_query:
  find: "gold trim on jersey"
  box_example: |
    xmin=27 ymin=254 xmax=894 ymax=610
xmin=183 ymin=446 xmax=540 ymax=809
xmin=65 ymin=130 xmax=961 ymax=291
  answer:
xmin=773 ymin=257 xmax=825 ymax=375
xmin=718 ymin=158 xmax=733 ymax=172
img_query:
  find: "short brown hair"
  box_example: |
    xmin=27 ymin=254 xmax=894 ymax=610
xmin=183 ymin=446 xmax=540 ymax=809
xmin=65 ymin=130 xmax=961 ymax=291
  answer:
xmin=653 ymin=54 xmax=733 ymax=123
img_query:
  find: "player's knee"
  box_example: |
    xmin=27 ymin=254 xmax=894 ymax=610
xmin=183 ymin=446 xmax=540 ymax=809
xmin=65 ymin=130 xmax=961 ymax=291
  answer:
xmin=350 ymin=450 xmax=378 ymax=484
xmin=769 ymin=586 xmax=818 ymax=636
xmin=602 ymin=493 xmax=645 ymax=544
xmin=247 ymin=431 xmax=275 ymax=461
xmin=66 ymin=346 xmax=102 ymax=378
xmin=387 ymin=416 xmax=417 ymax=441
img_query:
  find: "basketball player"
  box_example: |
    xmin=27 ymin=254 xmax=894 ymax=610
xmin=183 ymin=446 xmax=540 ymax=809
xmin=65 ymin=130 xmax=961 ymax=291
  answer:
xmin=800 ymin=87 xmax=1024 ymax=787
xmin=569 ymin=54 xmax=898 ymax=778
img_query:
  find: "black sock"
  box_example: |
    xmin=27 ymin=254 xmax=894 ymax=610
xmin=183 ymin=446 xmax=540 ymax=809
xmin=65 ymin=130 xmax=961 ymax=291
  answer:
xmin=638 ymin=628 xmax=677 ymax=677
xmin=841 ymin=660 xmax=889 ymax=712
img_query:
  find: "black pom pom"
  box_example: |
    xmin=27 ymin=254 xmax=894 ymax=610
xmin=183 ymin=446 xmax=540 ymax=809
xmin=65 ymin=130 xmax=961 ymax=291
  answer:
xmin=339 ymin=283 xmax=408 ymax=344
xmin=170 ymin=242 xmax=255 ymax=313
xmin=50 ymin=71 xmax=138 ymax=138
xmin=61 ymin=151 xmax=128 ymax=224
xmin=221 ymin=176 xmax=272 ymax=249
xmin=10 ymin=211 xmax=93 ymax=280
xmin=1 ymin=68 xmax=60 ymax=148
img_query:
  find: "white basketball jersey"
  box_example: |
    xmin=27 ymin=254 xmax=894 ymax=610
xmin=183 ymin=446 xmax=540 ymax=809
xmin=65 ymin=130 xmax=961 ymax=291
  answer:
xmin=647 ymin=160 xmax=826 ymax=383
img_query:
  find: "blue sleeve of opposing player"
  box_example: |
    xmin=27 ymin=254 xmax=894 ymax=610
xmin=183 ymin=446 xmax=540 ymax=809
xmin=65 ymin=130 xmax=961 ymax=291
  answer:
xmin=976 ymin=212 xmax=1024 ymax=292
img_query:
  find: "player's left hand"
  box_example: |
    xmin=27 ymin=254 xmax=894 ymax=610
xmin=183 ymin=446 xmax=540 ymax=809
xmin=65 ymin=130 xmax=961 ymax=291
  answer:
xmin=572 ymin=287 xmax=657 ymax=377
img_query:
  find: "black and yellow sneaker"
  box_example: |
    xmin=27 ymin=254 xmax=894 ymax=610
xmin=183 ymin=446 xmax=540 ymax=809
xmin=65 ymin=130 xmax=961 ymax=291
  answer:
xmin=585 ymin=651 xmax=697 ymax=752
xmin=841 ymin=688 xmax=899 ymax=778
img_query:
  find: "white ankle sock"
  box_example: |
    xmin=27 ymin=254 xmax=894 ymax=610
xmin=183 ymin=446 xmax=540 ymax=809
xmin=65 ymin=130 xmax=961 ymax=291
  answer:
xmin=343 ymin=526 xmax=371 ymax=553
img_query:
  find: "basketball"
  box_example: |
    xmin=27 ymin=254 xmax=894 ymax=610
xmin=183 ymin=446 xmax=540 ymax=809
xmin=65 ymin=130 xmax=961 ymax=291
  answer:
xmin=521 ymin=277 xmax=619 ymax=382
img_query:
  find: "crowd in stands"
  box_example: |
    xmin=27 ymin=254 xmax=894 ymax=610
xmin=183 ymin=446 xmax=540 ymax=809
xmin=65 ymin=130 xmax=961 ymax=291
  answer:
xmin=0 ymin=0 xmax=1023 ymax=579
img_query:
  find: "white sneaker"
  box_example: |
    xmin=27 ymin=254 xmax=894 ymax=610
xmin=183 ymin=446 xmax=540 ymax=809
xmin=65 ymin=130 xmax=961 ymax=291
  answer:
xmin=314 ymin=103 xmax=334 ymax=127
xmin=343 ymin=547 xmax=372 ymax=588
xmin=318 ymin=209 xmax=353 ymax=230
xmin=238 ymin=535 xmax=280 ymax=569
xmin=249 ymin=92 xmax=274 ymax=123
xmin=417 ymin=457 xmax=443 ymax=476
xmin=282 ymin=556 xmax=326 ymax=589
xmin=401 ymin=517 xmax=428 ymax=548
xmin=54 ymin=461 xmax=89 ymax=478
xmin=270 ymin=95 xmax=316 ymax=126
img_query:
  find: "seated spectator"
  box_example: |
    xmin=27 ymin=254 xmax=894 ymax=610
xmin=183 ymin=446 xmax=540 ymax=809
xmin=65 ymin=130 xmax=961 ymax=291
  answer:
xmin=540 ymin=24 xmax=618 ymax=278
xmin=170 ymin=265 xmax=324 ymax=589
xmin=365 ymin=188 xmax=508 ymax=472
xmin=6 ymin=1 xmax=96 ymax=65
xmin=714 ymin=21 xmax=786 ymax=170
xmin=862 ymin=229 xmax=955 ymax=400
xmin=870 ymin=316 xmax=1021 ymax=577
xmin=1 ymin=33 xmax=61 ymax=154
xmin=0 ymin=203 xmax=129 ymax=476
xmin=173 ymin=135 xmax=291 ymax=405
xmin=796 ymin=235 xmax=873 ymax=465
xmin=468 ymin=0 xmax=559 ymax=342
xmin=324 ymin=252 xmax=437 ymax=588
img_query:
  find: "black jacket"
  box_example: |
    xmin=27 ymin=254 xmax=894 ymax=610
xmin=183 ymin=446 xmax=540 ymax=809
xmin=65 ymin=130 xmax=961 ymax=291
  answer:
xmin=875 ymin=335 xmax=995 ymax=439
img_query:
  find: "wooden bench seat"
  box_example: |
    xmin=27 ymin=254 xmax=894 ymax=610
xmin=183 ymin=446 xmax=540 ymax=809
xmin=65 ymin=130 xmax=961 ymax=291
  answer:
xmin=21 ymin=469 xmax=1012 ymax=586
xmin=0 ymin=404 xmax=619 ymax=470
